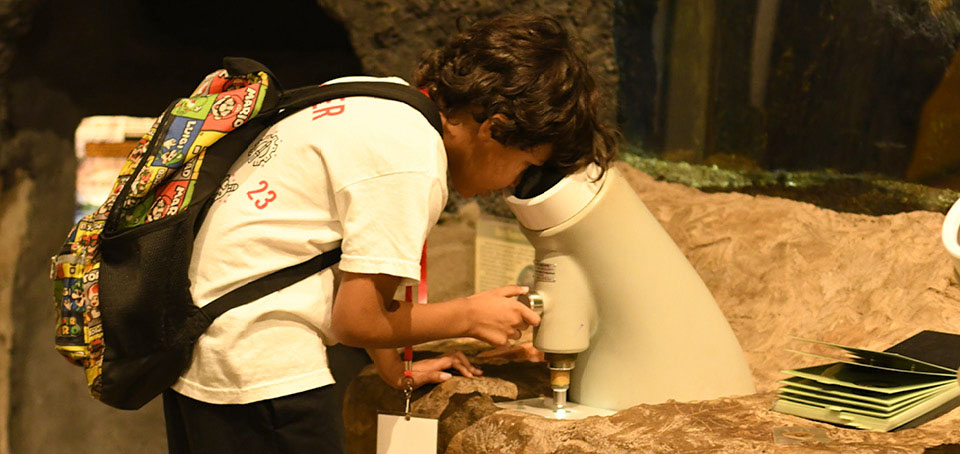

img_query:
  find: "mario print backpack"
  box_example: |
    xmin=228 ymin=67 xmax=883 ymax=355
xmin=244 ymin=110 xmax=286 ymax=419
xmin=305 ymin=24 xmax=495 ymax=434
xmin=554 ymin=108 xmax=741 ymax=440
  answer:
xmin=50 ymin=57 xmax=441 ymax=410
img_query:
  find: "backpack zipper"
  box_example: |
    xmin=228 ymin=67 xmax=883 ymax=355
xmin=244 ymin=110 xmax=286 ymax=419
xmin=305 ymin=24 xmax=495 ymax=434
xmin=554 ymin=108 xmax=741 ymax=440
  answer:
xmin=105 ymin=99 xmax=179 ymax=234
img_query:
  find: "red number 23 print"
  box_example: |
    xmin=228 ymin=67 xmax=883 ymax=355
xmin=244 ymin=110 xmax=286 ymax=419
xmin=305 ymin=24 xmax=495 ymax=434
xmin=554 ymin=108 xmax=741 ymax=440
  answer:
xmin=246 ymin=180 xmax=277 ymax=209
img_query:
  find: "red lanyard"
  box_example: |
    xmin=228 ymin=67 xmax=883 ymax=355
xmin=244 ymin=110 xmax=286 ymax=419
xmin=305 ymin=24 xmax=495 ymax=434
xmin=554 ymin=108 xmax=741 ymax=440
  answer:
xmin=402 ymin=245 xmax=427 ymax=391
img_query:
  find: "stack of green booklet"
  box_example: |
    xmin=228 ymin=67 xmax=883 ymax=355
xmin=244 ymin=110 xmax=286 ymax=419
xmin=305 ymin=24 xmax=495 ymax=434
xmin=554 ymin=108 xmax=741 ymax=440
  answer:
xmin=773 ymin=330 xmax=960 ymax=431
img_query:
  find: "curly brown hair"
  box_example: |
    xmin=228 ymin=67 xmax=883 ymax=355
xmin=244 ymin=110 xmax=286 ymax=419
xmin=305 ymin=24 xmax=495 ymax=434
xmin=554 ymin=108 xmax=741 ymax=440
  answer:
xmin=415 ymin=14 xmax=618 ymax=174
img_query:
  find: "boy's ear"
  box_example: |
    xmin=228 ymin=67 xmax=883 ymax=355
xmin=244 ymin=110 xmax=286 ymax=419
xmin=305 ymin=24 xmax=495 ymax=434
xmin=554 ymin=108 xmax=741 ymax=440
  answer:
xmin=439 ymin=111 xmax=449 ymax=131
xmin=479 ymin=113 xmax=509 ymax=142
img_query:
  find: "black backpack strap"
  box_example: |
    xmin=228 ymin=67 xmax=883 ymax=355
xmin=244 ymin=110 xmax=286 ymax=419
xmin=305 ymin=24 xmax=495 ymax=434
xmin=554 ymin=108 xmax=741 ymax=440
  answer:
xmin=279 ymin=82 xmax=443 ymax=135
xmin=197 ymin=247 xmax=342 ymax=322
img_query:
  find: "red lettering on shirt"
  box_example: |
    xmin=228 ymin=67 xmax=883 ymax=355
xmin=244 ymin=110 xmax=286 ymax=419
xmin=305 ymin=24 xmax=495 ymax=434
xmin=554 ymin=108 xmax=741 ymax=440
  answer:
xmin=312 ymin=98 xmax=346 ymax=120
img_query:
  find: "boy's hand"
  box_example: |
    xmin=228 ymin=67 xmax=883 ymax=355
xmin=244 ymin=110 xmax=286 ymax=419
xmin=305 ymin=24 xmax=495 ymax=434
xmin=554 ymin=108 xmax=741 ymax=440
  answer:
xmin=463 ymin=285 xmax=541 ymax=347
xmin=385 ymin=351 xmax=483 ymax=390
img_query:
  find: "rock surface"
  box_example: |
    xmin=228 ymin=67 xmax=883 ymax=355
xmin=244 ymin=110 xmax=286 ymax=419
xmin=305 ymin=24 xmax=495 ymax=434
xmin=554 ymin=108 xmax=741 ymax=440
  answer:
xmin=345 ymin=161 xmax=960 ymax=453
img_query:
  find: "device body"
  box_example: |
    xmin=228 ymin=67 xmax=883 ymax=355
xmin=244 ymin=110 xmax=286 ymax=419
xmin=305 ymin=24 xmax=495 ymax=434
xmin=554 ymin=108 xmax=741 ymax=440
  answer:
xmin=505 ymin=165 xmax=756 ymax=410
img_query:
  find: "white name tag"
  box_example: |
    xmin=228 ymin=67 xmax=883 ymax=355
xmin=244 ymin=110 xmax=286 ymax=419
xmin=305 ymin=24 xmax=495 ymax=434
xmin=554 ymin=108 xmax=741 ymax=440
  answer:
xmin=376 ymin=413 xmax=438 ymax=454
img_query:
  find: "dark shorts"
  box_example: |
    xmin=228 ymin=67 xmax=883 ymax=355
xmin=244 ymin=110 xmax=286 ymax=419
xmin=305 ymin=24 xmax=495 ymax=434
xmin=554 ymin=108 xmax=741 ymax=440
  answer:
xmin=162 ymin=385 xmax=344 ymax=454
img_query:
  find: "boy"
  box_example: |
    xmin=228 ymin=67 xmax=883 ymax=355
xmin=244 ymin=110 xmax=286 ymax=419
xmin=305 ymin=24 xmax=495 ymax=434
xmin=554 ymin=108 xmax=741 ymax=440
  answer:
xmin=162 ymin=14 xmax=616 ymax=453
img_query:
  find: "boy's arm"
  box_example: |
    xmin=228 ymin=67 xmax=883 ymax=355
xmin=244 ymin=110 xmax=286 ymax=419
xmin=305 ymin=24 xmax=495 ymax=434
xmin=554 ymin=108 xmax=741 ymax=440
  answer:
xmin=366 ymin=348 xmax=403 ymax=388
xmin=332 ymin=271 xmax=539 ymax=349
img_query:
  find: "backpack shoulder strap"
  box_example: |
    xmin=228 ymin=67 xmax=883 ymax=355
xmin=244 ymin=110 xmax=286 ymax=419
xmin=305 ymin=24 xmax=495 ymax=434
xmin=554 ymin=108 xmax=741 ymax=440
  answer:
xmin=280 ymin=82 xmax=443 ymax=135
xmin=198 ymin=248 xmax=342 ymax=322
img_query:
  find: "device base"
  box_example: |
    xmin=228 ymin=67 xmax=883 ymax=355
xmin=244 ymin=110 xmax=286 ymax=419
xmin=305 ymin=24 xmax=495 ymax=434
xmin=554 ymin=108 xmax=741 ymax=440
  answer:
xmin=494 ymin=397 xmax=616 ymax=420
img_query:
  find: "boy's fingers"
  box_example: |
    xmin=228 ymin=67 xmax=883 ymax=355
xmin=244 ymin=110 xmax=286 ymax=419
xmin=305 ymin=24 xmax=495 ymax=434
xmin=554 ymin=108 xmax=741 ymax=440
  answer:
xmin=452 ymin=362 xmax=475 ymax=378
xmin=432 ymin=371 xmax=453 ymax=385
xmin=456 ymin=352 xmax=483 ymax=375
xmin=519 ymin=305 xmax=541 ymax=326
xmin=414 ymin=370 xmax=452 ymax=388
xmin=436 ymin=351 xmax=483 ymax=378
xmin=488 ymin=334 xmax=509 ymax=347
xmin=494 ymin=285 xmax=529 ymax=298
xmin=412 ymin=352 xmax=484 ymax=379
xmin=450 ymin=351 xmax=471 ymax=368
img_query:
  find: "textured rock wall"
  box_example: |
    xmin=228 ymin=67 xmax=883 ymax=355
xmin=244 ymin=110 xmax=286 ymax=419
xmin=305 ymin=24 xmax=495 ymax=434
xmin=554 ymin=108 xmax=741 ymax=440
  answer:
xmin=1 ymin=2 xmax=167 ymax=452
xmin=319 ymin=0 xmax=619 ymax=125
xmin=0 ymin=174 xmax=29 ymax=454
xmin=1 ymin=3 xmax=44 ymax=454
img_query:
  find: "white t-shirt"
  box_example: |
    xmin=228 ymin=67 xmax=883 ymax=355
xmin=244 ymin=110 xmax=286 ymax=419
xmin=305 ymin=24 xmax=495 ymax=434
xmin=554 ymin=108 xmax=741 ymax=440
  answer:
xmin=171 ymin=76 xmax=447 ymax=404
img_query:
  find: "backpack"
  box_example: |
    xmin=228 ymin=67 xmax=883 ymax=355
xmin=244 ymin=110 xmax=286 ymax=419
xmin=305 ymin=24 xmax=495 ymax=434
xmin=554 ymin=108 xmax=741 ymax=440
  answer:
xmin=50 ymin=57 xmax=442 ymax=410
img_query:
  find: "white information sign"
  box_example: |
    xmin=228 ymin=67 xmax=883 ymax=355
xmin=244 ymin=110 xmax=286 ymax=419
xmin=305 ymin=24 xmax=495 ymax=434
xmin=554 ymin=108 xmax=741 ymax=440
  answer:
xmin=474 ymin=215 xmax=536 ymax=293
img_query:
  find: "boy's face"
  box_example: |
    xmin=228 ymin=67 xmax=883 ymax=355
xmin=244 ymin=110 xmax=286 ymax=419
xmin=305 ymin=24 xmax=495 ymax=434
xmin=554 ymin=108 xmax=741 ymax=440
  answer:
xmin=442 ymin=111 xmax=553 ymax=198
